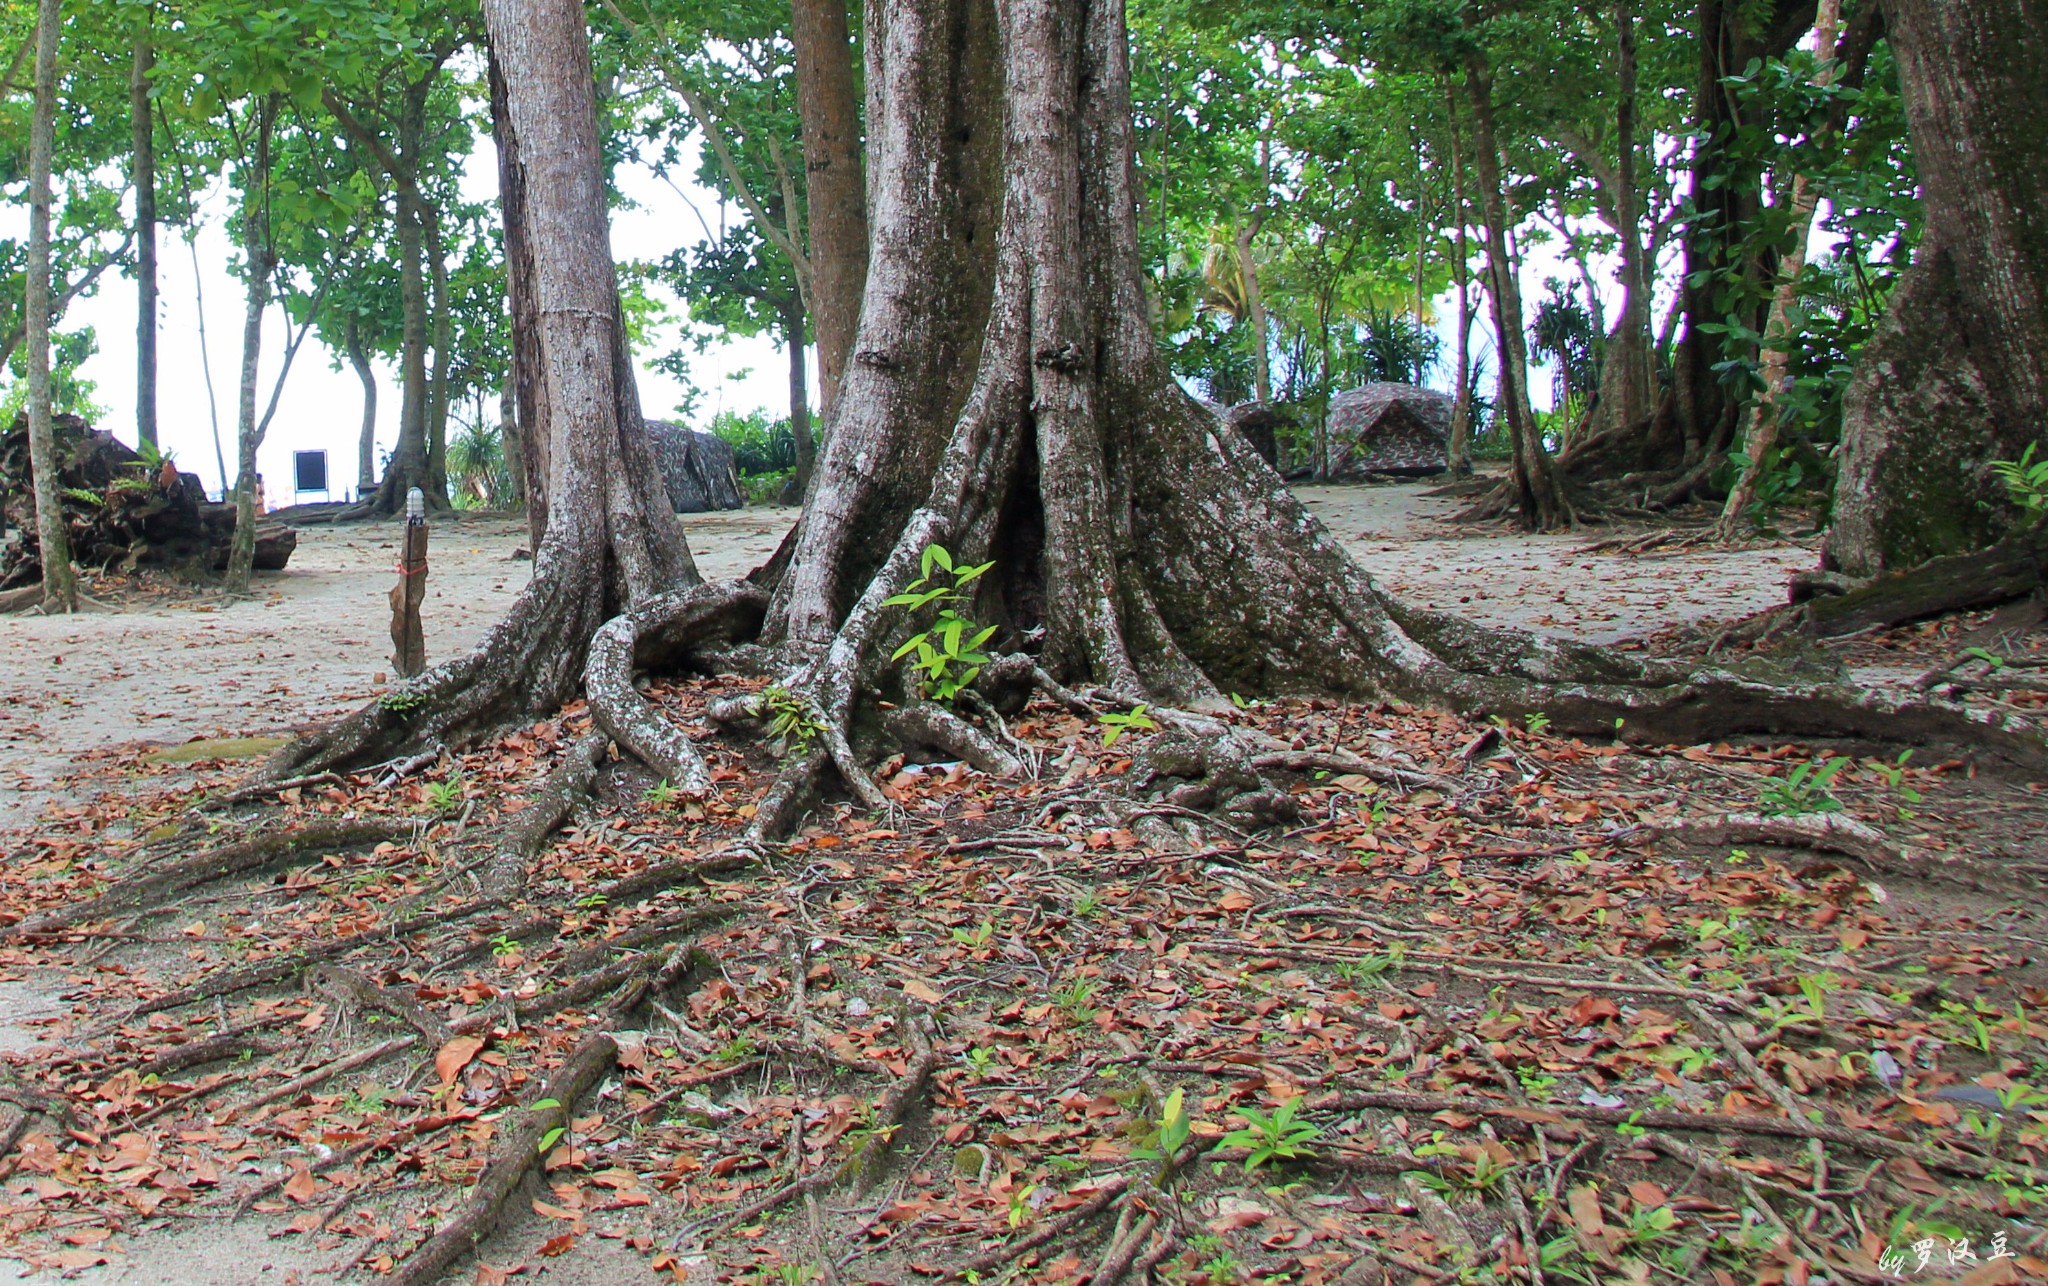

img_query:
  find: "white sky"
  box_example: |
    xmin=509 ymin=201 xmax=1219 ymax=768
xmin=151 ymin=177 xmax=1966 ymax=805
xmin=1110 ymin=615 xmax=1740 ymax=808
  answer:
xmin=9 ymin=136 xmax=789 ymax=504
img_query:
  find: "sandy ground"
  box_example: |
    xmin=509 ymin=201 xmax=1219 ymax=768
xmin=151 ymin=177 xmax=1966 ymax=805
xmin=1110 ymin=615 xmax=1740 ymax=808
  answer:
xmin=0 ymin=484 xmax=1813 ymax=830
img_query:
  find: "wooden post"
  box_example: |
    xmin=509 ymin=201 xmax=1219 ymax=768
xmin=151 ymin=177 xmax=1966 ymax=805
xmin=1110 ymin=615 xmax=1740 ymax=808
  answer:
xmin=389 ymin=487 xmax=428 ymax=677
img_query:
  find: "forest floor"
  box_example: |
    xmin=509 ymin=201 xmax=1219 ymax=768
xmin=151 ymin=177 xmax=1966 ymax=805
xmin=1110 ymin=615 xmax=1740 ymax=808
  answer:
xmin=0 ymin=481 xmax=2044 ymax=1286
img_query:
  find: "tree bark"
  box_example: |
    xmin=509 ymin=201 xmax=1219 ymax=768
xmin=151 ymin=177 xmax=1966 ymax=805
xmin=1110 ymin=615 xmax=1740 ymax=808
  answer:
xmin=225 ymin=96 xmax=278 ymax=595
xmin=789 ymin=0 xmax=869 ymax=418
xmin=1825 ymin=0 xmax=2048 ymax=575
xmin=1465 ymin=59 xmax=1569 ymax=528
xmin=133 ymin=32 xmax=158 ymax=451
xmin=25 ymin=0 xmax=74 ymax=612
xmin=490 ymin=55 xmax=548 ymax=549
xmin=347 ymin=316 xmax=378 ymax=494
xmin=1719 ymin=0 xmax=1842 ymax=537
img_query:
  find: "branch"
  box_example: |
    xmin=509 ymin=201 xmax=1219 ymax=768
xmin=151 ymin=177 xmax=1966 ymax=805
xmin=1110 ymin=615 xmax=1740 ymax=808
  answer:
xmin=599 ymin=0 xmax=811 ymax=301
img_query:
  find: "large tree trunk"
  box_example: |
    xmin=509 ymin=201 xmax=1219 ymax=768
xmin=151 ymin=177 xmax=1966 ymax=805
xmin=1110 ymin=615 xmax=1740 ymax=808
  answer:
xmin=270 ymin=0 xmax=705 ymax=778
xmin=25 ymin=0 xmax=74 ymax=612
xmin=1465 ymin=59 xmax=1569 ymax=528
xmin=1825 ymin=0 xmax=2048 ymax=575
xmin=272 ymin=0 xmax=2046 ymax=809
xmin=224 ymin=97 xmax=277 ymax=595
xmin=347 ymin=316 xmax=378 ymax=494
xmin=491 ymin=55 xmax=548 ymax=549
xmin=789 ymin=0 xmax=869 ymax=417
xmin=132 ymin=33 xmax=158 ymax=451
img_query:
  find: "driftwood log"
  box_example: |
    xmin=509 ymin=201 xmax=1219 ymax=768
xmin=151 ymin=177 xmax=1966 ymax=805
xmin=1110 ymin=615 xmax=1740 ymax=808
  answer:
xmin=0 ymin=414 xmax=296 ymax=589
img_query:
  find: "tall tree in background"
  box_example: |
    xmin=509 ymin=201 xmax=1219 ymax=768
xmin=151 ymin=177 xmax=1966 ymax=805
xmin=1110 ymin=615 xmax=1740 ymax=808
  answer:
xmin=131 ymin=8 xmax=157 ymax=450
xmin=25 ymin=0 xmax=77 ymax=612
xmin=1826 ymin=0 xmax=2048 ymax=575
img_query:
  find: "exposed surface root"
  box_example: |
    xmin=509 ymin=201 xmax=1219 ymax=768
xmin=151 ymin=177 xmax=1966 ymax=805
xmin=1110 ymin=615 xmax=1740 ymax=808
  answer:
xmin=587 ymin=582 xmax=767 ymax=793
xmin=1639 ymin=810 xmax=2013 ymax=892
xmin=385 ymin=1028 xmax=621 ymax=1286
xmin=3 ymin=817 xmax=409 ymax=939
xmin=482 ymin=731 xmax=608 ymax=898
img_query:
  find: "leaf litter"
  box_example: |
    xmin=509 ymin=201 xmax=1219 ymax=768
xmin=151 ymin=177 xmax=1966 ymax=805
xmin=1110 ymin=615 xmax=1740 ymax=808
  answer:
xmin=0 ymin=650 xmax=2044 ymax=1284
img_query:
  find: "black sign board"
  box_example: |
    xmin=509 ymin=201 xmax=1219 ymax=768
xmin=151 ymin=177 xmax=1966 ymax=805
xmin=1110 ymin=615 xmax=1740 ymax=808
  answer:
xmin=293 ymin=450 xmax=328 ymax=494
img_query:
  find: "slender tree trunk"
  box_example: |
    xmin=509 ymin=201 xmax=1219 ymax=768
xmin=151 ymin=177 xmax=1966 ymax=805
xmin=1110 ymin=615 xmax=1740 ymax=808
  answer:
xmin=370 ymin=90 xmax=435 ymax=514
xmin=499 ymin=389 xmax=525 ymax=507
xmin=225 ymin=96 xmax=278 ymax=594
xmin=789 ymin=0 xmax=868 ymax=418
xmin=1465 ymin=59 xmax=1569 ymax=528
xmin=1719 ymin=0 xmax=1841 ymax=537
xmin=1446 ymin=87 xmax=1473 ymax=476
xmin=1826 ymin=0 xmax=2048 ymax=575
xmin=25 ymin=0 xmax=74 ymax=611
xmin=1590 ymin=0 xmax=1653 ymax=443
xmin=347 ymin=316 xmax=378 ymax=494
xmin=1236 ymin=216 xmax=1271 ymax=405
xmin=425 ymin=207 xmax=452 ymax=497
xmin=782 ymin=294 xmax=815 ymax=497
xmin=132 ymin=32 xmax=158 ymax=451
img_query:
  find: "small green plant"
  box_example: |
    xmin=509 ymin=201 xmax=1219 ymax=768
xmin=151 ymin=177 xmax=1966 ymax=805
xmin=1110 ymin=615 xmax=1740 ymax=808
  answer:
xmin=1132 ymin=1086 xmax=1195 ymax=1175
xmin=887 ymin=545 xmax=999 ymax=704
xmin=1991 ymin=442 xmax=2048 ymax=520
xmin=1097 ymin=705 xmax=1158 ymax=748
xmin=758 ymin=685 xmax=826 ymax=755
xmin=1070 ymin=888 xmax=1102 ymax=919
xmin=1186 ymin=1232 xmax=1239 ymax=1282
xmin=951 ymin=920 xmax=996 ymax=949
xmin=1755 ymin=755 xmax=1846 ymax=815
xmin=715 ymin=1036 xmax=756 ymax=1062
xmin=1054 ymin=975 xmax=1100 ymax=1021
xmin=491 ymin=934 xmax=521 ymax=959
xmin=1516 ymin=1069 xmax=1559 ymax=1101
xmin=378 ymin=689 xmax=426 ymax=715
xmin=1523 ymin=711 xmax=1552 ymax=736
xmin=644 ymin=779 xmax=682 ymax=805
xmin=1220 ymin=1097 xmax=1321 ymax=1170
xmin=573 ymin=891 xmax=608 ymax=910
xmin=964 ymin=1046 xmax=998 ymax=1078
xmin=1334 ymin=946 xmax=1405 ymax=986
xmin=422 ymin=777 xmax=463 ymax=812
xmin=61 ymin=485 xmax=105 ymax=507
xmin=1005 ymin=1183 xmax=1036 ymax=1229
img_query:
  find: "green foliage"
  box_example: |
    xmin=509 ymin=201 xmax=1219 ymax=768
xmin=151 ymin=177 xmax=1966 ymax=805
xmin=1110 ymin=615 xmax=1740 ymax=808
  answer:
xmin=886 ymin=545 xmax=999 ymax=706
xmin=1992 ymin=444 xmax=2048 ymax=523
xmin=1219 ymin=1097 xmax=1320 ymax=1170
xmin=758 ymin=685 xmax=825 ymax=756
xmin=421 ymin=777 xmax=462 ymax=813
xmin=1755 ymin=756 xmax=1846 ymax=816
xmin=1097 ymin=705 xmax=1157 ymax=748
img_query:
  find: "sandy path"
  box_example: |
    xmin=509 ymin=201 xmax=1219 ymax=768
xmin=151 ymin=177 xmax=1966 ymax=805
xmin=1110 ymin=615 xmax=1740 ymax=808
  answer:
xmin=0 ymin=485 xmax=1814 ymax=827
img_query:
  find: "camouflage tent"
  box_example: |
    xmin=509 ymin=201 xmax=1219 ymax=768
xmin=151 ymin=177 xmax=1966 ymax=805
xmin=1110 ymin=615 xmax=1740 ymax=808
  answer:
xmin=1201 ymin=400 xmax=1289 ymax=468
xmin=644 ymin=420 xmax=745 ymax=512
xmin=1325 ymin=383 xmax=1453 ymax=478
